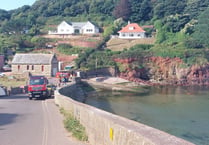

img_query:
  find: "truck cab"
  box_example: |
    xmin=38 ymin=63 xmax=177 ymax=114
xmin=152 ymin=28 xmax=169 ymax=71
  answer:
xmin=28 ymin=76 xmax=51 ymax=100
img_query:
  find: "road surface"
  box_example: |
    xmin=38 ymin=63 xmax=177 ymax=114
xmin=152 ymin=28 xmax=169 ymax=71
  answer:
xmin=0 ymin=94 xmax=88 ymax=145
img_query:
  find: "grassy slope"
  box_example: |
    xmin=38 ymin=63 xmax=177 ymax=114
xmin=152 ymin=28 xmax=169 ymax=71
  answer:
xmin=106 ymin=38 xmax=156 ymax=51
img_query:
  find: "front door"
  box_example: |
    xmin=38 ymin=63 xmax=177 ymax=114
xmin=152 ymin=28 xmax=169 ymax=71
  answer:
xmin=74 ymin=29 xmax=80 ymax=34
xmin=52 ymin=67 xmax=58 ymax=77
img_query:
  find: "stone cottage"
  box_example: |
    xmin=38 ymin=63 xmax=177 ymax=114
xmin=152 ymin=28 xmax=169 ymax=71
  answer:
xmin=11 ymin=53 xmax=58 ymax=77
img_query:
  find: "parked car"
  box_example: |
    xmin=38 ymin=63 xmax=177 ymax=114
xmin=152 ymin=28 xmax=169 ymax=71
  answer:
xmin=0 ymin=72 xmax=5 ymax=77
xmin=47 ymin=84 xmax=56 ymax=96
xmin=2 ymin=65 xmax=11 ymax=71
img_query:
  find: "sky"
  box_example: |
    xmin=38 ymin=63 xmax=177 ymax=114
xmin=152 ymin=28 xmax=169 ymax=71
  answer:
xmin=0 ymin=0 xmax=36 ymax=11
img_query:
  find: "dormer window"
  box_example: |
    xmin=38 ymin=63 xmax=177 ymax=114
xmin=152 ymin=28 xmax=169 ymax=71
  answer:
xmin=129 ymin=26 xmax=135 ymax=30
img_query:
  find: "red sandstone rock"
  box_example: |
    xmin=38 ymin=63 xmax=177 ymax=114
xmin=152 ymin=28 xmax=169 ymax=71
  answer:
xmin=115 ymin=56 xmax=209 ymax=86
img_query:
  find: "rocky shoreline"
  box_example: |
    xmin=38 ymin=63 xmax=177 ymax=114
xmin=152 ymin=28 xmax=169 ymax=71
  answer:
xmin=115 ymin=56 xmax=209 ymax=86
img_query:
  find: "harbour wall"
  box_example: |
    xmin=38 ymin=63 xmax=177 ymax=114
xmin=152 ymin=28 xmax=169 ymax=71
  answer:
xmin=54 ymin=82 xmax=194 ymax=145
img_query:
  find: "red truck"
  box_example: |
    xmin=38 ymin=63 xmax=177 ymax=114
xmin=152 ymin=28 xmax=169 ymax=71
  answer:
xmin=28 ymin=76 xmax=52 ymax=100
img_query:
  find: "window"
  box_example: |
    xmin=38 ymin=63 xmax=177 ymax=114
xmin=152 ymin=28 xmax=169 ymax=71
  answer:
xmin=29 ymin=78 xmax=45 ymax=85
xmin=86 ymin=29 xmax=93 ymax=32
xmin=32 ymin=65 xmax=34 ymax=70
xmin=18 ymin=65 xmax=20 ymax=71
xmin=27 ymin=65 xmax=29 ymax=70
xmin=129 ymin=34 xmax=134 ymax=37
xmin=41 ymin=65 xmax=44 ymax=72
xmin=129 ymin=26 xmax=135 ymax=30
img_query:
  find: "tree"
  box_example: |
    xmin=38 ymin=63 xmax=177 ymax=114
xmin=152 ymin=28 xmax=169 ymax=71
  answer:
xmin=139 ymin=0 xmax=152 ymax=21
xmin=192 ymin=7 xmax=209 ymax=48
xmin=31 ymin=37 xmax=48 ymax=48
xmin=153 ymin=3 xmax=165 ymax=19
xmin=0 ymin=9 xmax=10 ymax=21
xmin=129 ymin=0 xmax=143 ymax=22
xmin=112 ymin=0 xmax=131 ymax=21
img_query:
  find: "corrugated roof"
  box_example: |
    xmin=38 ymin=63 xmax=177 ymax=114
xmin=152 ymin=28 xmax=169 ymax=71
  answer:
xmin=118 ymin=23 xmax=145 ymax=33
xmin=12 ymin=53 xmax=55 ymax=65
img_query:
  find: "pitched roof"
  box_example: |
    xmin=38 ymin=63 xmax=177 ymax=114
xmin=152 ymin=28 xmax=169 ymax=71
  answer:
xmin=12 ymin=53 xmax=55 ymax=65
xmin=141 ymin=25 xmax=154 ymax=29
xmin=118 ymin=23 xmax=145 ymax=33
xmin=71 ymin=22 xmax=87 ymax=28
xmin=60 ymin=20 xmax=96 ymax=28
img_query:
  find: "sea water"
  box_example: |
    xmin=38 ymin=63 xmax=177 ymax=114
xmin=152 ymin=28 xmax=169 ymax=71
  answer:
xmin=85 ymin=86 xmax=209 ymax=145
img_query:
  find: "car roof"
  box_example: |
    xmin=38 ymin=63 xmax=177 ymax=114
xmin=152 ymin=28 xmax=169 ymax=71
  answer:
xmin=30 ymin=76 xmax=46 ymax=79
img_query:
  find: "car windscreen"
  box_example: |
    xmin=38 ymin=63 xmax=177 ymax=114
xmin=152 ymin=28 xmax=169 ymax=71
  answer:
xmin=29 ymin=79 xmax=45 ymax=85
xmin=60 ymin=73 xmax=68 ymax=77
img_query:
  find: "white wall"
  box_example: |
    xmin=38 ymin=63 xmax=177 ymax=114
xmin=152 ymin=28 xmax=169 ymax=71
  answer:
xmin=119 ymin=32 xmax=146 ymax=39
xmin=57 ymin=21 xmax=74 ymax=34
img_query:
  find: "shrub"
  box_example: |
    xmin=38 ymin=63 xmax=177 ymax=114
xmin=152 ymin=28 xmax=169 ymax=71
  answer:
xmin=60 ymin=108 xmax=88 ymax=141
xmin=57 ymin=44 xmax=73 ymax=54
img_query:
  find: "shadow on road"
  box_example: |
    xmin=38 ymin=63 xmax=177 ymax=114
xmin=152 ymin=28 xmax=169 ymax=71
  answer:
xmin=0 ymin=94 xmax=27 ymax=100
xmin=0 ymin=113 xmax=18 ymax=126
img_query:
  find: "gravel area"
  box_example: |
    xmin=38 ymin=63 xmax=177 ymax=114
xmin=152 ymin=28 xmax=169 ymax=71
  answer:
xmin=89 ymin=76 xmax=130 ymax=84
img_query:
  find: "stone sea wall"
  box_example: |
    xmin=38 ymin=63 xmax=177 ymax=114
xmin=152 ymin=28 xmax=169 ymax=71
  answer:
xmin=54 ymin=82 xmax=194 ymax=145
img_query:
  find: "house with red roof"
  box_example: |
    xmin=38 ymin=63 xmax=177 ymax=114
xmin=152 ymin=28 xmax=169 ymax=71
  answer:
xmin=118 ymin=22 xmax=146 ymax=39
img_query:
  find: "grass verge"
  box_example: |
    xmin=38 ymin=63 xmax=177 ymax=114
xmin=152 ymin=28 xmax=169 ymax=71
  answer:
xmin=60 ymin=108 xmax=88 ymax=141
xmin=0 ymin=76 xmax=26 ymax=87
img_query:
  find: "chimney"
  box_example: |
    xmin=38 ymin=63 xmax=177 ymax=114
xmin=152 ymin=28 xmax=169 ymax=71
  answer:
xmin=128 ymin=21 xmax=130 ymax=24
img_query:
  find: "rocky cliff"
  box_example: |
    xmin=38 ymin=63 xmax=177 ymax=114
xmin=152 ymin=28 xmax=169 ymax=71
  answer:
xmin=115 ymin=57 xmax=209 ymax=86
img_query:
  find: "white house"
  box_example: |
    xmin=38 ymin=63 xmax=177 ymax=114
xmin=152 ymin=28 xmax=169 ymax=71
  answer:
xmin=49 ymin=21 xmax=99 ymax=35
xmin=118 ymin=22 xmax=146 ymax=39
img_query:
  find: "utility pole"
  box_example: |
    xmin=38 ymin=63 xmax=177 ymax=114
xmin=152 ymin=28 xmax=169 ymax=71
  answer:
xmin=95 ymin=56 xmax=98 ymax=77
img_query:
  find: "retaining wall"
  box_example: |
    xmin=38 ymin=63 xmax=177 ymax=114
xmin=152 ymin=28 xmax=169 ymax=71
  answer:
xmin=54 ymin=82 xmax=194 ymax=145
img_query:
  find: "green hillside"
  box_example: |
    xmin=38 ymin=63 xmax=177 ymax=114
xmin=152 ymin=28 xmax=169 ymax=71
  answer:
xmin=0 ymin=0 xmax=209 ymax=70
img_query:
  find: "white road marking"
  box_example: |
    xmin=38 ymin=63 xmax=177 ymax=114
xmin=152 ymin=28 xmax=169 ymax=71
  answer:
xmin=42 ymin=101 xmax=48 ymax=145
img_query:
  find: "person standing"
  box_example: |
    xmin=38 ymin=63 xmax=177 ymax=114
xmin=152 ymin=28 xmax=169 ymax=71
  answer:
xmin=7 ymin=86 xmax=11 ymax=96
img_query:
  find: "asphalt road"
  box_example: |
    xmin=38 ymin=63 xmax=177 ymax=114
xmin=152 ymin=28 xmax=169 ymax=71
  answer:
xmin=0 ymin=94 xmax=87 ymax=145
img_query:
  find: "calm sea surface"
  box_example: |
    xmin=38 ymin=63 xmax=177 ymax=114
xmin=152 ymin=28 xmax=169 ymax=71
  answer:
xmin=85 ymin=86 xmax=209 ymax=145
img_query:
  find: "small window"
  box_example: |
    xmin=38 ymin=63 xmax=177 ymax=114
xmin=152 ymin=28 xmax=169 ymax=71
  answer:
xmin=41 ymin=65 xmax=44 ymax=72
xmin=32 ymin=65 xmax=34 ymax=70
xmin=27 ymin=65 xmax=29 ymax=70
xmin=87 ymin=29 xmax=93 ymax=32
xmin=129 ymin=26 xmax=135 ymax=30
xmin=18 ymin=65 xmax=20 ymax=71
